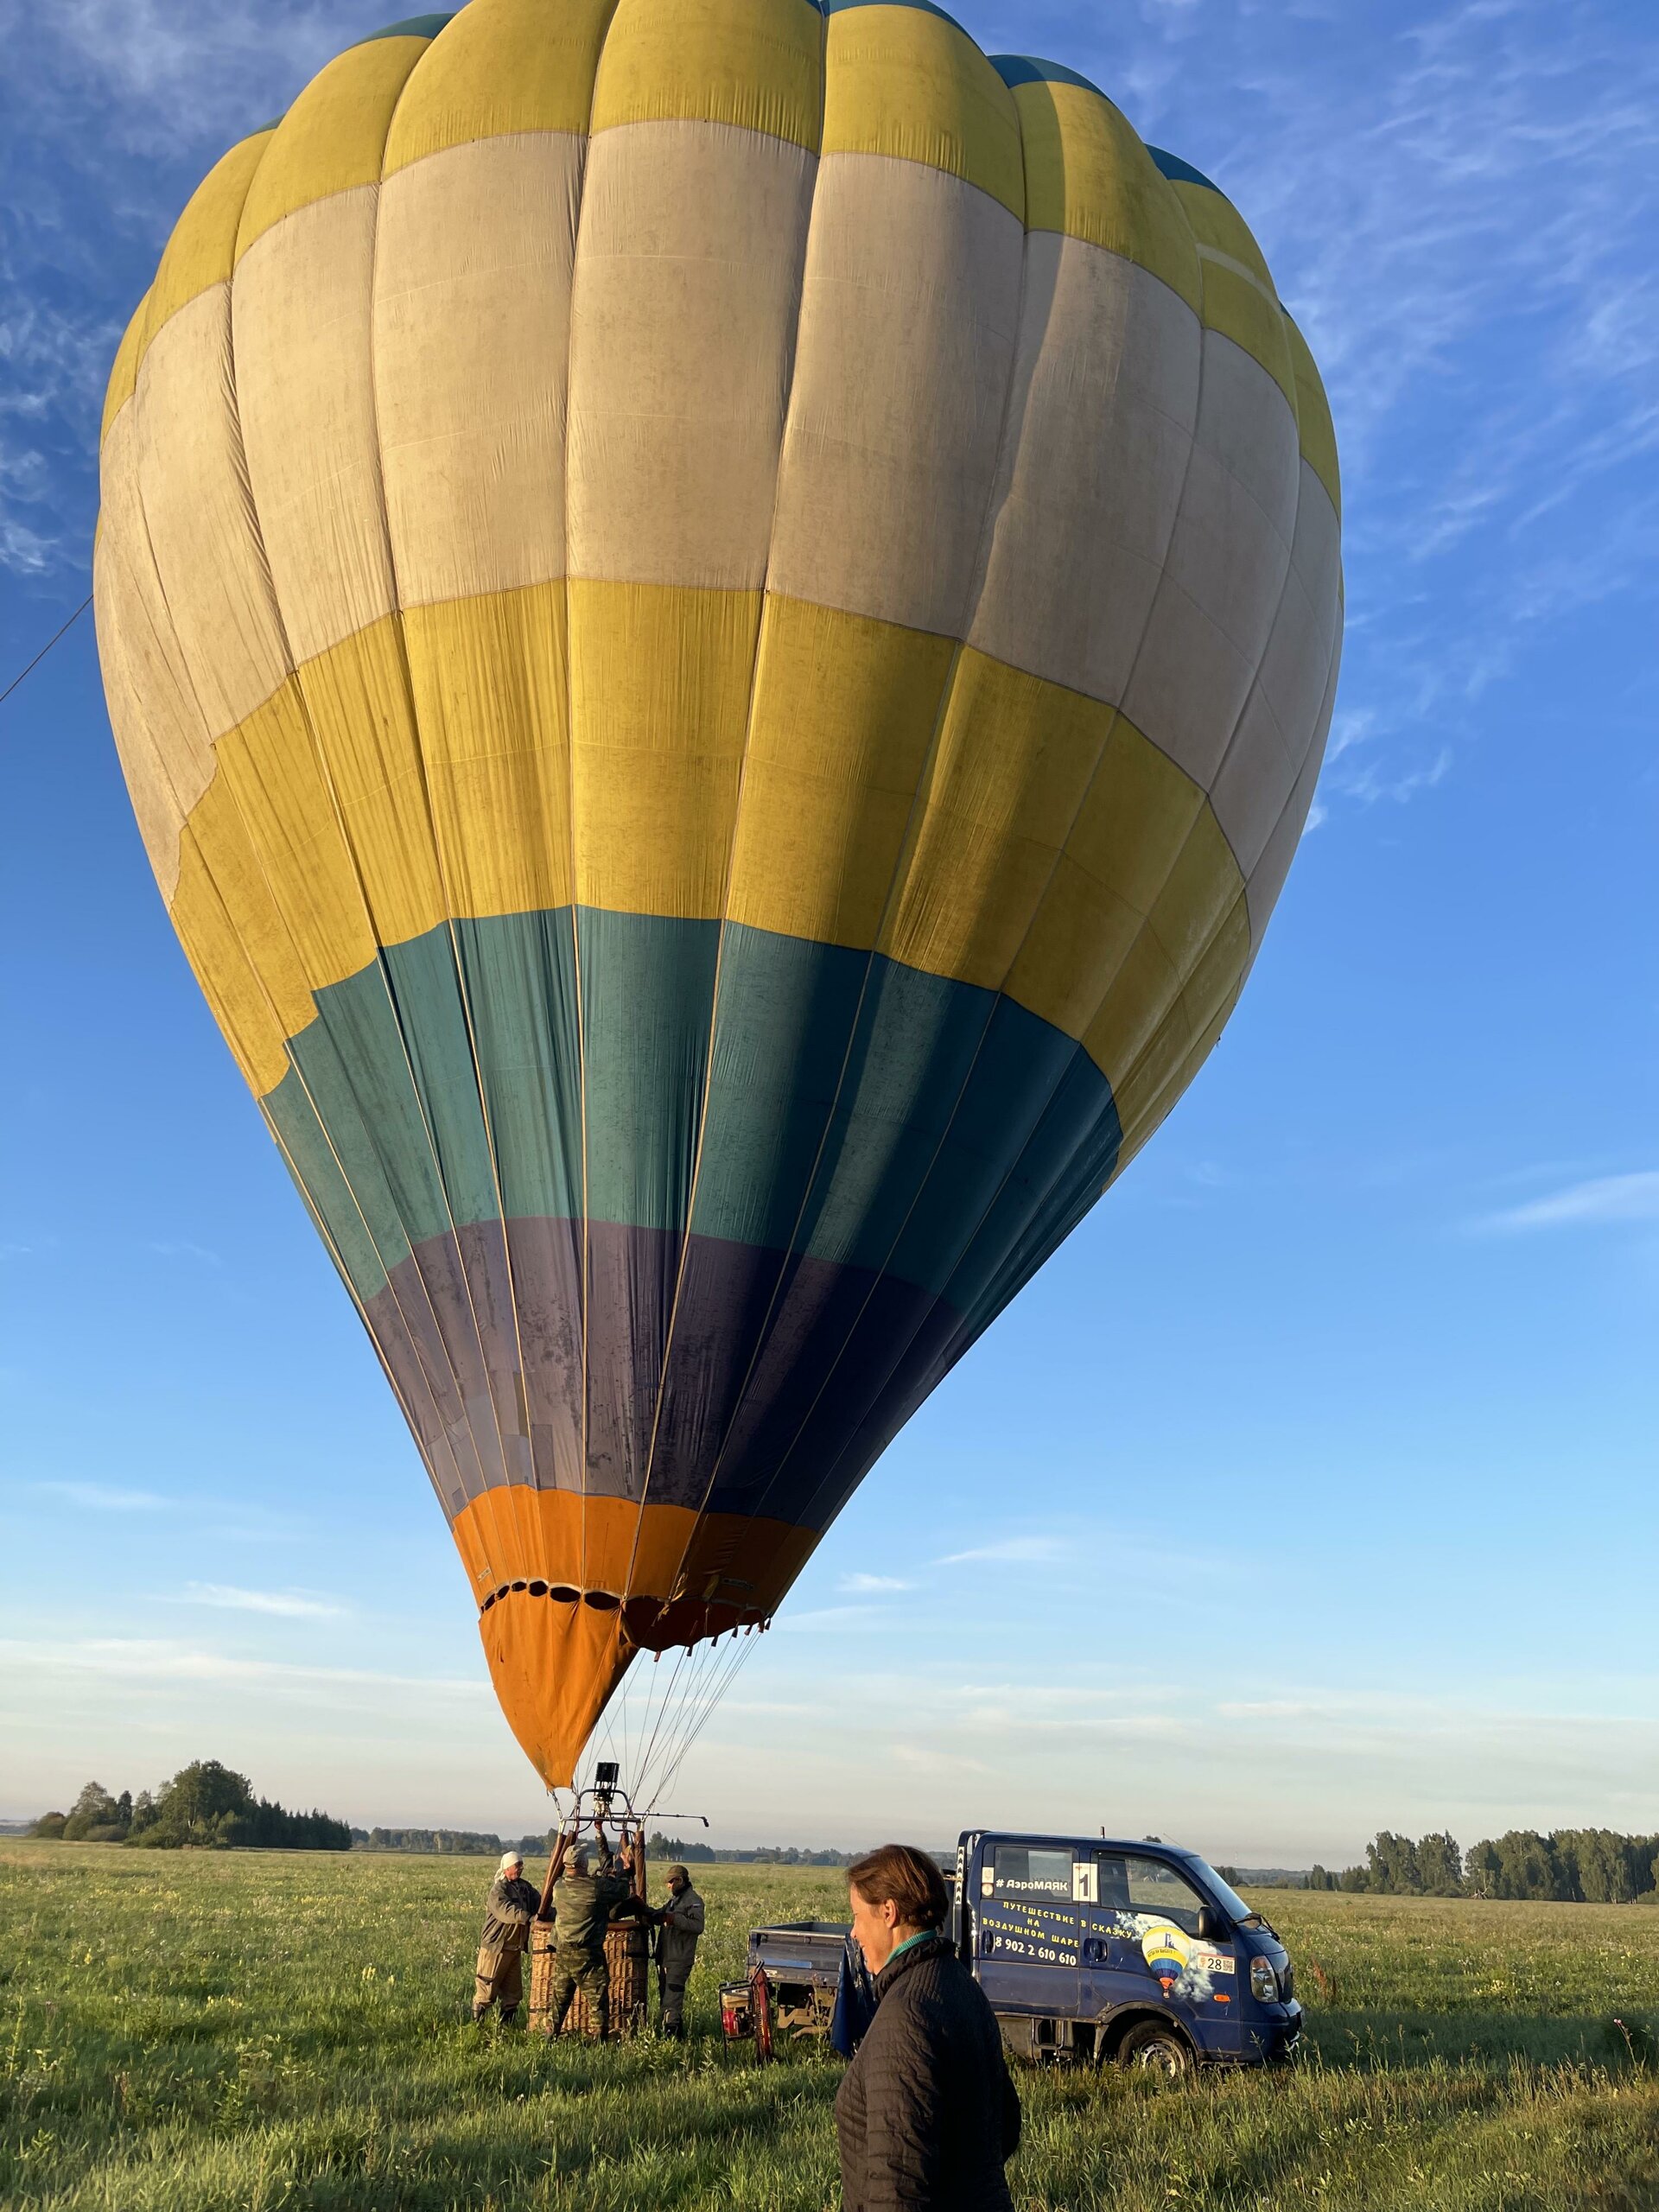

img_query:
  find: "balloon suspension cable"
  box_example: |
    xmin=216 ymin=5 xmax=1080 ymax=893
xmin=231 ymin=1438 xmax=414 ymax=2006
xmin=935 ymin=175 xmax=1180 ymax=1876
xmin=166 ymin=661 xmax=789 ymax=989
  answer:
xmin=568 ymin=1616 xmax=768 ymax=1818
xmin=0 ymin=593 xmax=92 ymax=716
xmin=644 ymin=1628 xmax=762 ymax=1815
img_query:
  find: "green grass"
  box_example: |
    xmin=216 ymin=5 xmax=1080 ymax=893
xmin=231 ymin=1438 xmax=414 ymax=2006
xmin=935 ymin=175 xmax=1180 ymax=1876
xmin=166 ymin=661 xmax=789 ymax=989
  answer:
xmin=2 ymin=1842 xmax=1656 ymax=2209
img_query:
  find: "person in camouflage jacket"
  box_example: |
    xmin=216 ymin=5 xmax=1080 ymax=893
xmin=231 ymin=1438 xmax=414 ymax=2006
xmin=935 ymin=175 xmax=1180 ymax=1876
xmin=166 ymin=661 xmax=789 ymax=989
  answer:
xmin=473 ymin=1852 xmax=540 ymax=2026
xmin=546 ymin=1842 xmax=641 ymax=2039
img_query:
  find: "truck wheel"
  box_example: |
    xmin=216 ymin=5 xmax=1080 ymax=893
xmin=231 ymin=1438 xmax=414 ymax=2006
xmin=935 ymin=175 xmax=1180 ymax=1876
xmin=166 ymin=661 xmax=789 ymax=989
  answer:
xmin=1116 ymin=2021 xmax=1193 ymax=2080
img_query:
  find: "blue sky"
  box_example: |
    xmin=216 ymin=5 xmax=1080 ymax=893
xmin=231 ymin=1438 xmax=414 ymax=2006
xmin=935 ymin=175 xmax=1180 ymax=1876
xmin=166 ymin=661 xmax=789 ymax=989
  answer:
xmin=1 ymin=0 xmax=1655 ymax=1866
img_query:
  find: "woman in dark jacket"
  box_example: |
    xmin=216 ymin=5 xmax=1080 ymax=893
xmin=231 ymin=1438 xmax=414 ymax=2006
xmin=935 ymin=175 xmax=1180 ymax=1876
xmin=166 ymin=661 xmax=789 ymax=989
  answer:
xmin=835 ymin=1843 xmax=1021 ymax=2212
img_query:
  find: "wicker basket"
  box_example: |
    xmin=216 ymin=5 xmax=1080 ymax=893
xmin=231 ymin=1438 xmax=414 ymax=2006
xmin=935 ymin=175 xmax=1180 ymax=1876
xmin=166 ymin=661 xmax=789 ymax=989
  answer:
xmin=528 ymin=1916 xmax=652 ymax=2039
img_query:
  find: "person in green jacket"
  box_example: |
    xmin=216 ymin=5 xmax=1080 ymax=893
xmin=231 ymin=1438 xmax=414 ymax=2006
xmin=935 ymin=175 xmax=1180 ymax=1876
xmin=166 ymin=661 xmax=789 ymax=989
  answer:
xmin=546 ymin=1841 xmax=639 ymax=2039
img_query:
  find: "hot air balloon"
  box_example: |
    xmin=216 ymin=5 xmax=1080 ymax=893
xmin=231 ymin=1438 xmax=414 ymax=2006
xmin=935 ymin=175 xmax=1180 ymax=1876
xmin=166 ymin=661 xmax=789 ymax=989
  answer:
xmin=94 ymin=0 xmax=1342 ymax=1793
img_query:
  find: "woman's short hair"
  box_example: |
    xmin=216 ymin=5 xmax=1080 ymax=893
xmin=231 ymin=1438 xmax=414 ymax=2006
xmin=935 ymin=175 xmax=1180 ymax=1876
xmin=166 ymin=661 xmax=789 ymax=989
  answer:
xmin=848 ymin=1843 xmax=950 ymax=1929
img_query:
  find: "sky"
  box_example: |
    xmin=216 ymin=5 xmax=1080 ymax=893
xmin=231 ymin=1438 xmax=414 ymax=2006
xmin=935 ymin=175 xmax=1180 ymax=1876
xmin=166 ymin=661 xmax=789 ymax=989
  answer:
xmin=1 ymin=0 xmax=1656 ymax=1870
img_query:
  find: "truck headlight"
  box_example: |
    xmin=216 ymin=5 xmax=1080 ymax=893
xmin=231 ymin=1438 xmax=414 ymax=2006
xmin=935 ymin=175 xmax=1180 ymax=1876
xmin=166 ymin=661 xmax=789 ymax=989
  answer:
xmin=1249 ymin=1956 xmax=1280 ymax=2004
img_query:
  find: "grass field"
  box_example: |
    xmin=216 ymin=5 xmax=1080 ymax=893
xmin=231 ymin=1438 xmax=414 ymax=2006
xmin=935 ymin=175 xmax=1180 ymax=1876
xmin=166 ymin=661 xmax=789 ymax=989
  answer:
xmin=2 ymin=1843 xmax=1656 ymax=2210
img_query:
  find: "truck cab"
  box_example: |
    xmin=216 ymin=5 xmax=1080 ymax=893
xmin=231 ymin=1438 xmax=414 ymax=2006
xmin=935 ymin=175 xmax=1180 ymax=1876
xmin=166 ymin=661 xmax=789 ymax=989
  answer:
xmin=961 ymin=1830 xmax=1301 ymax=2073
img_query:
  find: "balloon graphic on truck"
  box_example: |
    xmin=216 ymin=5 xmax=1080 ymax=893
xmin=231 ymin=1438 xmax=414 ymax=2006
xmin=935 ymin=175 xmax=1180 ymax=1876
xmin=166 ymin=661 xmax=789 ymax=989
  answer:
xmin=93 ymin=0 xmax=1343 ymax=1789
xmin=1141 ymin=1923 xmax=1190 ymax=1991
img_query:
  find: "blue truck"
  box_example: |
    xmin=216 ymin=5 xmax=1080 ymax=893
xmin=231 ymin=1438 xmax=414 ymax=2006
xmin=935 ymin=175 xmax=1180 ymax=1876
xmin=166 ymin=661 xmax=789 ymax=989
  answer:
xmin=736 ymin=1828 xmax=1302 ymax=2076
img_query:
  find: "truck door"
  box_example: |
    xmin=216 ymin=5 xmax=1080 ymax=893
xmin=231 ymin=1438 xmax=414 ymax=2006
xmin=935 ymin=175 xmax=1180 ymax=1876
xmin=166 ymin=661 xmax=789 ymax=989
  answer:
xmin=1078 ymin=1852 xmax=1241 ymax=2053
xmin=973 ymin=1841 xmax=1080 ymax=2017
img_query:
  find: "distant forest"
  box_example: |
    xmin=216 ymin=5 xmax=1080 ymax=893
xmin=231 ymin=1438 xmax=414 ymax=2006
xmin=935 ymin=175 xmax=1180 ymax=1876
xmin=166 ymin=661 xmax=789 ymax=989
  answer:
xmin=1304 ymin=1827 xmax=1659 ymax=1903
xmin=349 ymin=1827 xmax=861 ymax=1865
xmin=352 ymin=1827 xmax=514 ymax=1856
xmin=642 ymin=1835 xmax=861 ymax=1866
xmin=29 ymin=1763 xmax=350 ymax=1852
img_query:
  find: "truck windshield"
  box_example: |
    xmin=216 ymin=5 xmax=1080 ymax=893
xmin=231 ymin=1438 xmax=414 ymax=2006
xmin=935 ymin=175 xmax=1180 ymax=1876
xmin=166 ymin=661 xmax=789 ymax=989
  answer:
xmin=1182 ymin=1855 xmax=1262 ymax=1928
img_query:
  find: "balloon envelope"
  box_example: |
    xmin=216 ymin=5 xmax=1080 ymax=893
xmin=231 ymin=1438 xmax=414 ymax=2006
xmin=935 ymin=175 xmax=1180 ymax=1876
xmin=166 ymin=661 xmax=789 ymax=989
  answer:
xmin=95 ymin=0 xmax=1342 ymax=1785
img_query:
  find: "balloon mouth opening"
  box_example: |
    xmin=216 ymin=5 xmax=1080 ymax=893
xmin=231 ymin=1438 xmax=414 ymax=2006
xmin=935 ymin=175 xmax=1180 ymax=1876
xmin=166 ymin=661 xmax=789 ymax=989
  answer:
xmin=475 ymin=1582 xmax=775 ymax=1793
xmin=474 ymin=1578 xmax=771 ymax=1649
xmin=479 ymin=1580 xmax=621 ymax=1611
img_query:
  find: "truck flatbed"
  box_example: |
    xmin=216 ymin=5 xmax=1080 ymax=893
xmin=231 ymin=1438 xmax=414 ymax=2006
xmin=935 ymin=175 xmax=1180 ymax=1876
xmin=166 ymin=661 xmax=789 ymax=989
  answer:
xmin=747 ymin=1919 xmax=863 ymax=2038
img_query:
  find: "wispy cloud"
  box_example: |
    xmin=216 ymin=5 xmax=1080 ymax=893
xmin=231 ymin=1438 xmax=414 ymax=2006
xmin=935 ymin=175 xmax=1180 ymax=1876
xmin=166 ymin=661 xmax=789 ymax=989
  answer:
xmin=0 ymin=1636 xmax=483 ymax=1698
xmin=148 ymin=1240 xmax=222 ymax=1268
xmin=950 ymin=1681 xmax=1179 ymax=1709
xmin=888 ymin=1743 xmax=993 ymax=1777
xmin=837 ymin=1573 xmax=915 ymax=1594
xmin=1473 ymin=1170 xmax=1659 ymax=1235
xmin=48 ymin=0 xmax=342 ymax=110
xmin=720 ymin=1700 xmax=824 ymax=1719
xmin=772 ymin=1605 xmax=880 ymax=1633
xmin=0 ymin=298 xmax=123 ymax=575
xmin=31 ymin=1479 xmax=169 ymax=1511
xmin=180 ymin=1583 xmax=344 ymax=1620
xmin=935 ymin=1535 xmax=1068 ymax=1568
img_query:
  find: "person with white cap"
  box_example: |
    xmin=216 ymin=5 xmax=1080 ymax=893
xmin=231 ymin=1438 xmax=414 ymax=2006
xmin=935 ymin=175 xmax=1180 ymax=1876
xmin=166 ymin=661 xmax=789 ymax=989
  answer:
xmin=473 ymin=1850 xmax=541 ymax=2026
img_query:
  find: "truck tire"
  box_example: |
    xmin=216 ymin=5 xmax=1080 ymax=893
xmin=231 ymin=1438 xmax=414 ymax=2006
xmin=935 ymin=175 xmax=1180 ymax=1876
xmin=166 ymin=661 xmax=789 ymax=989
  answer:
xmin=1116 ymin=2019 xmax=1193 ymax=2080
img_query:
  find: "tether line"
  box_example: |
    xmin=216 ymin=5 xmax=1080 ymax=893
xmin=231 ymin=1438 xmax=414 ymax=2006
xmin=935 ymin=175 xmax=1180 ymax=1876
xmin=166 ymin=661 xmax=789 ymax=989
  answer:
xmin=0 ymin=594 xmax=92 ymax=714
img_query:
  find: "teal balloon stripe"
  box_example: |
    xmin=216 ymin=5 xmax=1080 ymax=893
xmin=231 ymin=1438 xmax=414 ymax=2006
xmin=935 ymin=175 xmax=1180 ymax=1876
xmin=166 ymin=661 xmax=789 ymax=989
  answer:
xmin=264 ymin=909 xmax=1121 ymax=1328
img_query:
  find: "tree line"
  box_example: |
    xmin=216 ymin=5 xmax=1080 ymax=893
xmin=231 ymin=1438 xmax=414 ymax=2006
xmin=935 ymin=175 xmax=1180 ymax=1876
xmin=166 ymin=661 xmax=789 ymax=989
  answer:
xmin=1306 ymin=1827 xmax=1659 ymax=1903
xmin=351 ymin=1827 xmax=515 ymax=1855
xmin=350 ymin=1827 xmax=634 ymax=1857
xmin=341 ymin=1827 xmax=862 ymax=1864
xmin=512 ymin=1832 xmax=861 ymax=1866
xmin=29 ymin=1762 xmax=350 ymax=1852
xmin=646 ymin=1835 xmax=863 ymax=1866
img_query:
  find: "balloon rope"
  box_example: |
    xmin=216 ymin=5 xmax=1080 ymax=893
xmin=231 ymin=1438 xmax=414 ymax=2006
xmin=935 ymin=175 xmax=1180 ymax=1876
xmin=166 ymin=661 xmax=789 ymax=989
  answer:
xmin=629 ymin=1656 xmax=702 ymax=1807
xmin=650 ymin=1631 xmax=759 ymax=1809
xmin=569 ymin=1618 xmax=760 ymax=1815
xmin=0 ymin=594 xmax=91 ymax=714
xmin=642 ymin=1637 xmax=725 ymax=1796
xmin=580 ymin=1636 xmax=695 ymax=1804
xmin=653 ymin=1635 xmax=752 ymax=1802
xmin=639 ymin=1641 xmax=714 ymax=1794
xmin=632 ymin=1642 xmax=696 ymax=1798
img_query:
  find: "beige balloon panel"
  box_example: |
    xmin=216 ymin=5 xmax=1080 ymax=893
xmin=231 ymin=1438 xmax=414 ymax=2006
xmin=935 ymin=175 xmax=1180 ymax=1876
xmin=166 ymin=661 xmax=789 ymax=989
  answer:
xmin=93 ymin=0 xmax=1343 ymax=1786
